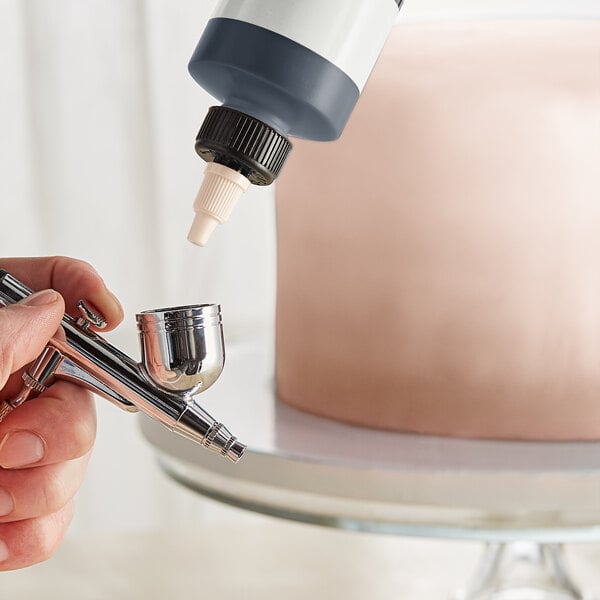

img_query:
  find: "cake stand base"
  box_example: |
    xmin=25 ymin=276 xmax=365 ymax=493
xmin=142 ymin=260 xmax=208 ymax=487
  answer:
xmin=454 ymin=542 xmax=589 ymax=600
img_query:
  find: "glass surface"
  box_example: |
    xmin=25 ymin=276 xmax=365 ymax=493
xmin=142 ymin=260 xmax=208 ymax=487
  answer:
xmin=454 ymin=543 xmax=586 ymax=600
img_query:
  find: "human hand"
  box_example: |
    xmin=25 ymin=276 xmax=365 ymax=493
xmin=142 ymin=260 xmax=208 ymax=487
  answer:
xmin=0 ymin=257 xmax=123 ymax=570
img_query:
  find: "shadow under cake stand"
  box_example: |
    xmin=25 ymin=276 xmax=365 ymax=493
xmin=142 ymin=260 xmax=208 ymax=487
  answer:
xmin=141 ymin=336 xmax=600 ymax=600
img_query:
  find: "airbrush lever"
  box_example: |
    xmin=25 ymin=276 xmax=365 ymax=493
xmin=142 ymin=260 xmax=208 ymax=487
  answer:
xmin=0 ymin=270 xmax=245 ymax=463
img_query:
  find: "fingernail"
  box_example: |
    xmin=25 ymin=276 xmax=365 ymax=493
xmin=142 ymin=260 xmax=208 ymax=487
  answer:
xmin=0 ymin=431 xmax=45 ymax=468
xmin=20 ymin=289 xmax=59 ymax=307
xmin=0 ymin=487 xmax=14 ymax=516
xmin=0 ymin=540 xmax=8 ymax=563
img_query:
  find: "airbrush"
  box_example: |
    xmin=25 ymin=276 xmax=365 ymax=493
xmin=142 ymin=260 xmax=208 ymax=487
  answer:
xmin=0 ymin=270 xmax=245 ymax=463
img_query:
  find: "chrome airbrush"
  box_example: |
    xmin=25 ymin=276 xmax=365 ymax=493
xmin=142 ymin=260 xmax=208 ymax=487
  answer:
xmin=0 ymin=270 xmax=245 ymax=463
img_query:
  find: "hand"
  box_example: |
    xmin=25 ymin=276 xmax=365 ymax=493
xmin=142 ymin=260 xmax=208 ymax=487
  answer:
xmin=0 ymin=257 xmax=123 ymax=570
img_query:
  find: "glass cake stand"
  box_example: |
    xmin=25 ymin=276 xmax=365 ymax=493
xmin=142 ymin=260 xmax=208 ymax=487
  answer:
xmin=140 ymin=335 xmax=600 ymax=599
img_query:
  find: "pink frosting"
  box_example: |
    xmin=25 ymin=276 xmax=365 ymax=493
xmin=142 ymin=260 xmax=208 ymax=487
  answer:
xmin=275 ymin=20 xmax=600 ymax=440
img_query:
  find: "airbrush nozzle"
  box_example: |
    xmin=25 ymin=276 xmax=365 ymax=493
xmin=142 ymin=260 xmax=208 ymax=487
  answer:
xmin=176 ymin=403 xmax=246 ymax=462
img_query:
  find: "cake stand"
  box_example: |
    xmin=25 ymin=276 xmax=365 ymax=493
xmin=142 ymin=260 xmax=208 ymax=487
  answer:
xmin=140 ymin=335 xmax=600 ymax=599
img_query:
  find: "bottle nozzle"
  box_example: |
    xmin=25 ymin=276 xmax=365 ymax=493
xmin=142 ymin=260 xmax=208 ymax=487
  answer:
xmin=188 ymin=162 xmax=250 ymax=246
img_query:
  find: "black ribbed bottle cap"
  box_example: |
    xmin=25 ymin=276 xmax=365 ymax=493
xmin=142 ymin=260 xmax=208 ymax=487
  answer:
xmin=195 ymin=106 xmax=293 ymax=186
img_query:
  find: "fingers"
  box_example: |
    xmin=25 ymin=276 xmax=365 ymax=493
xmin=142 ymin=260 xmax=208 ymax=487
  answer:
xmin=0 ymin=381 xmax=96 ymax=469
xmin=0 ymin=256 xmax=113 ymax=571
xmin=0 ymin=257 xmax=107 ymax=571
xmin=0 ymin=501 xmax=75 ymax=571
xmin=0 ymin=256 xmax=123 ymax=330
xmin=0 ymin=290 xmax=65 ymax=387
xmin=0 ymin=453 xmax=90 ymax=522
xmin=0 ymin=381 xmax=95 ymax=570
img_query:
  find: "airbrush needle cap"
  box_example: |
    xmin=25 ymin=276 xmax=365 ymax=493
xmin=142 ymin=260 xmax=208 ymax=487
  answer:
xmin=188 ymin=162 xmax=250 ymax=246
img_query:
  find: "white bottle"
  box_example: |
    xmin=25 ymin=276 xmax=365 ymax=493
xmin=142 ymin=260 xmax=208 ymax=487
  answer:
xmin=186 ymin=0 xmax=403 ymax=245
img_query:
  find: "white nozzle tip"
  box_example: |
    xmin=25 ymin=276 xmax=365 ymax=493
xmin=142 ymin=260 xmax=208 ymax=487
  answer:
xmin=188 ymin=162 xmax=250 ymax=247
xmin=188 ymin=213 xmax=219 ymax=247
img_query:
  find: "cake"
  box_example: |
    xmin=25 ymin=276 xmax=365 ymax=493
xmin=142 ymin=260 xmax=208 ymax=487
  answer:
xmin=275 ymin=20 xmax=600 ymax=440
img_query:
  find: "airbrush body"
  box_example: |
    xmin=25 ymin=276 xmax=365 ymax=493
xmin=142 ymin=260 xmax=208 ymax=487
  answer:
xmin=0 ymin=270 xmax=245 ymax=463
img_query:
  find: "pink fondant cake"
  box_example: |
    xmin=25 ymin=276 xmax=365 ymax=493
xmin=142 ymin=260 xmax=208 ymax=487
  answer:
xmin=275 ymin=20 xmax=600 ymax=440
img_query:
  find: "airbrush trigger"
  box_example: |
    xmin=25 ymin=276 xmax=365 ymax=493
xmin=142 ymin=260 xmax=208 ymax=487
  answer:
xmin=76 ymin=300 xmax=107 ymax=330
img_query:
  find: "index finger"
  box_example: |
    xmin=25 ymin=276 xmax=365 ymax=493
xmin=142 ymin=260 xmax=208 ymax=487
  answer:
xmin=0 ymin=256 xmax=123 ymax=331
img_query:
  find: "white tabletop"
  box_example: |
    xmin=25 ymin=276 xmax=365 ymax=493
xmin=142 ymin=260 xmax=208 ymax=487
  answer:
xmin=140 ymin=334 xmax=600 ymax=542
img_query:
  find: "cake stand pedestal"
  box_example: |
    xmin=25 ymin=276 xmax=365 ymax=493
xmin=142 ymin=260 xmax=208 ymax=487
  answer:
xmin=141 ymin=336 xmax=600 ymax=599
xmin=453 ymin=542 xmax=587 ymax=599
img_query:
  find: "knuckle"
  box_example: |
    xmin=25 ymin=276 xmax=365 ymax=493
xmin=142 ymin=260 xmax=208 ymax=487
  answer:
xmin=53 ymin=256 xmax=95 ymax=279
xmin=70 ymin=399 xmax=97 ymax=457
xmin=32 ymin=524 xmax=59 ymax=563
xmin=34 ymin=503 xmax=74 ymax=562
xmin=44 ymin=386 xmax=97 ymax=458
xmin=40 ymin=468 xmax=72 ymax=515
xmin=0 ymin=313 xmax=15 ymax=384
xmin=0 ymin=341 xmax=7 ymax=385
xmin=3 ymin=504 xmax=73 ymax=568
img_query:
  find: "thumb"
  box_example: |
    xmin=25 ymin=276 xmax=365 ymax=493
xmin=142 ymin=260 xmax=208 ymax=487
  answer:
xmin=0 ymin=290 xmax=65 ymax=388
